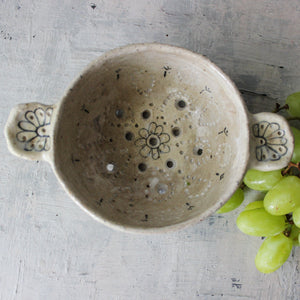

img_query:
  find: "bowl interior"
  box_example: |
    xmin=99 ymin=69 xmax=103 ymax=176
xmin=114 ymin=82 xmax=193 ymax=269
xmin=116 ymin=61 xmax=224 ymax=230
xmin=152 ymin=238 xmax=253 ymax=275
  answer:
xmin=54 ymin=44 xmax=249 ymax=231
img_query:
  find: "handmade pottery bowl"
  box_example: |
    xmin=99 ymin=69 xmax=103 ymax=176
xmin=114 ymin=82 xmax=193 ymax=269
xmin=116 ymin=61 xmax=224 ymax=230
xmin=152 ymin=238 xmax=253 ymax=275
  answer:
xmin=5 ymin=43 xmax=294 ymax=232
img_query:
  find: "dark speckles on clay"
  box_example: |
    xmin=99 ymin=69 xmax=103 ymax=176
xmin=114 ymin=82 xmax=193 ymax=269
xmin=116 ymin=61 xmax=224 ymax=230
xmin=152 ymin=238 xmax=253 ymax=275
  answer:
xmin=218 ymin=127 xmax=229 ymax=136
xmin=186 ymin=203 xmax=194 ymax=210
xmin=115 ymin=69 xmax=121 ymax=80
xmin=163 ymin=66 xmax=171 ymax=77
xmin=96 ymin=198 xmax=103 ymax=206
xmin=80 ymin=104 xmax=89 ymax=113
xmin=71 ymin=154 xmax=80 ymax=163
xmin=90 ymin=3 xmax=96 ymax=9
xmin=216 ymin=173 xmax=225 ymax=180
xmin=141 ymin=214 xmax=148 ymax=222
xmin=137 ymin=88 xmax=143 ymax=95
xmin=93 ymin=115 xmax=101 ymax=132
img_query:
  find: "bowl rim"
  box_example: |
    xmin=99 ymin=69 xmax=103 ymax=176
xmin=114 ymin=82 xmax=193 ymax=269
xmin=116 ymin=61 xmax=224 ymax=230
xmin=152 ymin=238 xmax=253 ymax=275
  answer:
xmin=52 ymin=42 xmax=250 ymax=233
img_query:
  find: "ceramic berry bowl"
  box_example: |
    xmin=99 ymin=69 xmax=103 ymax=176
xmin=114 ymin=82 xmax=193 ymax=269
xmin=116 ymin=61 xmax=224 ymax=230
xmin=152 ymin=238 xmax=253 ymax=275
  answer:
xmin=5 ymin=43 xmax=294 ymax=233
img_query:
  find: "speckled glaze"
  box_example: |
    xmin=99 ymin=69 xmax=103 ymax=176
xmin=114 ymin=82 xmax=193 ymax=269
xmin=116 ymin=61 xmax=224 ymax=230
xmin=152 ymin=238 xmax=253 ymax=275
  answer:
xmin=5 ymin=44 xmax=294 ymax=233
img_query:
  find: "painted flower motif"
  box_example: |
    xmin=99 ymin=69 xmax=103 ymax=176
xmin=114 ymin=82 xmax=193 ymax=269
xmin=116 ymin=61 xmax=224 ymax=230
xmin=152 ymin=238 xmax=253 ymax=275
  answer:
xmin=135 ymin=122 xmax=170 ymax=160
xmin=252 ymin=121 xmax=287 ymax=161
xmin=16 ymin=107 xmax=53 ymax=151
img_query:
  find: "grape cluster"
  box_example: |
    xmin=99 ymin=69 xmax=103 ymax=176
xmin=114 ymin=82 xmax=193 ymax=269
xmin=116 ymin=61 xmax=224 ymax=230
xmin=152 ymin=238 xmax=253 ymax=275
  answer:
xmin=217 ymin=92 xmax=300 ymax=274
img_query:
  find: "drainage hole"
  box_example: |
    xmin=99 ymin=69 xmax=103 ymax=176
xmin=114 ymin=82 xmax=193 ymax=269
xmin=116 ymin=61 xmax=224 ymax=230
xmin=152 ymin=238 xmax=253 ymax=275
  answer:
xmin=176 ymin=100 xmax=186 ymax=109
xmin=125 ymin=131 xmax=134 ymax=141
xmin=157 ymin=183 xmax=168 ymax=195
xmin=138 ymin=163 xmax=147 ymax=172
xmin=106 ymin=163 xmax=114 ymax=172
xmin=142 ymin=110 xmax=151 ymax=119
xmin=149 ymin=137 xmax=158 ymax=146
xmin=172 ymin=127 xmax=181 ymax=137
xmin=193 ymin=147 xmax=203 ymax=156
xmin=115 ymin=109 xmax=124 ymax=118
xmin=166 ymin=159 xmax=175 ymax=169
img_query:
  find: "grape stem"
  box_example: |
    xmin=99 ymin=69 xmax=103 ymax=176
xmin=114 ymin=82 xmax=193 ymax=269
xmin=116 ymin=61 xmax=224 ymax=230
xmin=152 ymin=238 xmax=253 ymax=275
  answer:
xmin=283 ymin=215 xmax=293 ymax=237
xmin=286 ymin=116 xmax=300 ymax=121
xmin=283 ymin=225 xmax=293 ymax=237
xmin=272 ymin=103 xmax=289 ymax=113
xmin=240 ymin=182 xmax=246 ymax=190
xmin=282 ymin=162 xmax=300 ymax=177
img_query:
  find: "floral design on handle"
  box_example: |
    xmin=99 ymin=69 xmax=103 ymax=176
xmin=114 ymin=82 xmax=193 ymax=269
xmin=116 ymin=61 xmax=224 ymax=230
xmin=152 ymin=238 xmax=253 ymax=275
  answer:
xmin=252 ymin=121 xmax=288 ymax=162
xmin=135 ymin=122 xmax=170 ymax=160
xmin=16 ymin=107 xmax=53 ymax=151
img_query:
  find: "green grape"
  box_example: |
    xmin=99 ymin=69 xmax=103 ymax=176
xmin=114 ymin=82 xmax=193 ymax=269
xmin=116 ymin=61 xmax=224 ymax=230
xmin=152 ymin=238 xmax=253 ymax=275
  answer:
xmin=244 ymin=200 xmax=264 ymax=211
xmin=255 ymin=233 xmax=293 ymax=274
xmin=292 ymin=207 xmax=300 ymax=228
xmin=286 ymin=92 xmax=300 ymax=117
xmin=217 ymin=188 xmax=244 ymax=213
xmin=289 ymin=225 xmax=300 ymax=246
xmin=243 ymin=169 xmax=282 ymax=191
xmin=291 ymin=127 xmax=300 ymax=163
xmin=236 ymin=207 xmax=286 ymax=237
xmin=264 ymin=176 xmax=300 ymax=215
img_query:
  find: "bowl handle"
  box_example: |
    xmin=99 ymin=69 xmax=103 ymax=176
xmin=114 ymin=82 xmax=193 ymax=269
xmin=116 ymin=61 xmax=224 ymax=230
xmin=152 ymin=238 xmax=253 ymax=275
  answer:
xmin=248 ymin=112 xmax=294 ymax=171
xmin=4 ymin=102 xmax=57 ymax=162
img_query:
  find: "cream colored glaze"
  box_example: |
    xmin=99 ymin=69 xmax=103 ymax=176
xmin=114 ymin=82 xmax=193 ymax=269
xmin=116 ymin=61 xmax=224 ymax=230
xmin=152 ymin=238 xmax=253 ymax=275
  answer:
xmin=53 ymin=44 xmax=249 ymax=231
